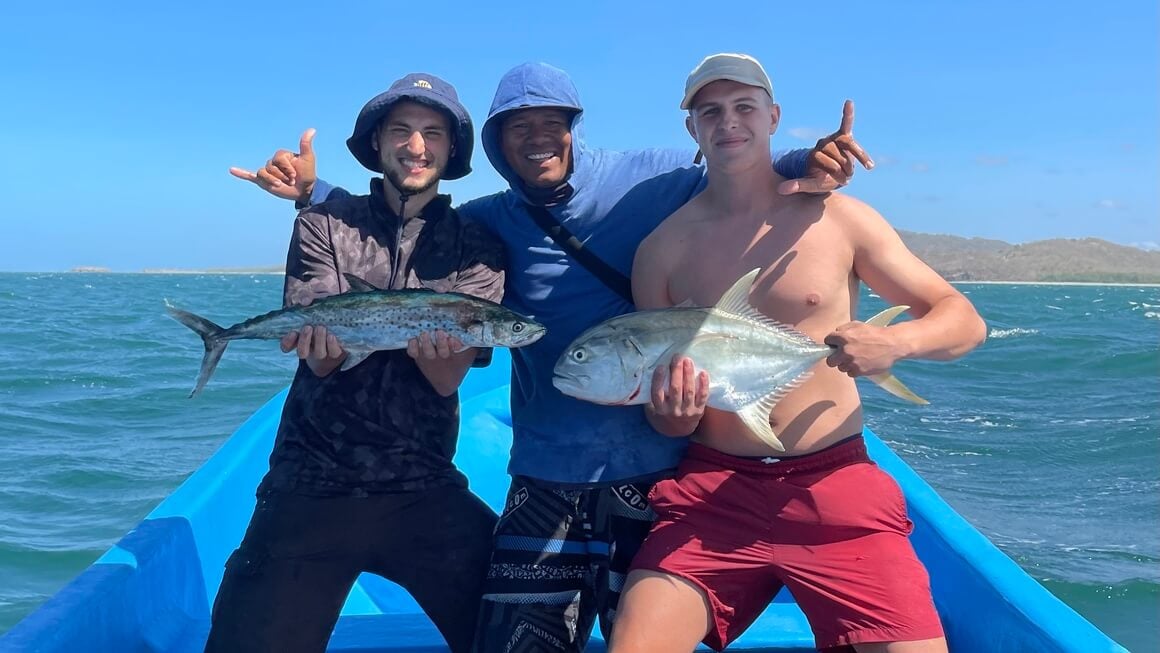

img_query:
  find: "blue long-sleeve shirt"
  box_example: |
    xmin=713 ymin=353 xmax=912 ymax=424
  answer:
xmin=315 ymin=62 xmax=808 ymax=485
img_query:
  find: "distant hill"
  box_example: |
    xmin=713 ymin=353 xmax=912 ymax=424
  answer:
xmin=897 ymin=232 xmax=1160 ymax=284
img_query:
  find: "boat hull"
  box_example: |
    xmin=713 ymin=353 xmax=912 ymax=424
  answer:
xmin=0 ymin=351 xmax=1126 ymax=652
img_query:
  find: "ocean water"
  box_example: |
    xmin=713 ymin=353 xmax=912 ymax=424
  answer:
xmin=0 ymin=273 xmax=1156 ymax=651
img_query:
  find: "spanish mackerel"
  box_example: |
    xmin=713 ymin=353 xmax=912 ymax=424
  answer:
xmin=168 ymin=273 xmax=545 ymax=397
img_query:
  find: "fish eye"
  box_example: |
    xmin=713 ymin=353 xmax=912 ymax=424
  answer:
xmin=512 ymin=322 xmax=525 ymax=333
xmin=572 ymin=349 xmax=586 ymax=362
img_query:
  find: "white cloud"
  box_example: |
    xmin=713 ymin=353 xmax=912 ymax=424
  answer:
xmin=1096 ymin=199 xmax=1126 ymax=210
xmin=911 ymin=162 xmax=930 ymax=173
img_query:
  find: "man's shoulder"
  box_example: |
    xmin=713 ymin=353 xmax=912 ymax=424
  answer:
xmin=297 ymin=194 xmax=371 ymax=226
xmin=311 ymin=192 xmax=371 ymax=214
xmin=649 ymin=196 xmax=703 ymax=234
xmin=635 ymin=200 xmax=699 ymax=266
xmin=811 ymin=191 xmax=884 ymax=227
xmin=816 ymin=189 xmax=862 ymax=208
xmin=450 ymin=211 xmax=504 ymax=253
xmin=457 ymin=190 xmax=515 ymax=222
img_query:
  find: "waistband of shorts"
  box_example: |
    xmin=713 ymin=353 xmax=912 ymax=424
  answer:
xmin=684 ymin=434 xmax=869 ymax=476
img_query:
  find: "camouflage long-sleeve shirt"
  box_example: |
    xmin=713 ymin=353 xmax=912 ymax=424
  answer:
xmin=258 ymin=179 xmax=506 ymax=497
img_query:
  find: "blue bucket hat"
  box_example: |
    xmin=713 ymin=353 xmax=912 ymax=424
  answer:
xmin=346 ymin=72 xmax=474 ymax=180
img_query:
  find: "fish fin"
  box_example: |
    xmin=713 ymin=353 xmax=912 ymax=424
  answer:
xmin=711 ymin=269 xmax=818 ymax=347
xmin=339 ymin=349 xmax=374 ymax=371
xmin=342 ymin=273 xmax=379 ymax=293
xmin=165 ymin=304 xmax=228 ymax=398
xmin=859 ymin=305 xmax=929 ymax=404
xmin=868 ymin=372 xmax=929 ymax=405
xmin=737 ymin=396 xmax=786 ymax=452
xmin=714 ymin=269 xmax=762 ymax=314
xmin=865 ymin=305 xmax=910 ymax=327
xmin=673 ymin=298 xmax=698 ymax=308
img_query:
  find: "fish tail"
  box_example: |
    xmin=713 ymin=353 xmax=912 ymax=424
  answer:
xmin=868 ymin=373 xmax=929 ymax=405
xmin=864 ymin=305 xmax=929 ymax=405
xmin=165 ymin=303 xmax=228 ymax=398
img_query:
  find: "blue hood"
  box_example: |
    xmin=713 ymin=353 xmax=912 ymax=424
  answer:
xmin=481 ymin=63 xmax=592 ymax=202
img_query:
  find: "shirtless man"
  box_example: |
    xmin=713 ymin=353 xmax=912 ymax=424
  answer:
xmin=609 ymin=53 xmax=987 ymax=652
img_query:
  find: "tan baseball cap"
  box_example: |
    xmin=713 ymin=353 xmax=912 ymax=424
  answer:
xmin=680 ymin=53 xmax=774 ymax=110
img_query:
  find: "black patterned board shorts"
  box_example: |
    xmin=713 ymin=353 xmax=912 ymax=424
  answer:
xmin=471 ymin=475 xmax=661 ymax=653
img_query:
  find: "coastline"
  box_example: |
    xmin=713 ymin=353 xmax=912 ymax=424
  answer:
xmin=954 ymin=280 xmax=1160 ymax=288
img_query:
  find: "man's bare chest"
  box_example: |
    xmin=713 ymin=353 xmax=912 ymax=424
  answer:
xmin=667 ymin=222 xmax=853 ymax=325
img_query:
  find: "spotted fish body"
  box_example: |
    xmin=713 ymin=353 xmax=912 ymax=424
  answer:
xmin=552 ymin=269 xmax=926 ymax=451
xmin=168 ymin=274 xmax=546 ymax=397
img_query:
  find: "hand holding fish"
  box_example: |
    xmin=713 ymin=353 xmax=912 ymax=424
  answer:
xmin=229 ymin=128 xmax=318 ymax=203
xmin=407 ymin=330 xmax=476 ymax=397
xmin=823 ymin=321 xmax=904 ymax=378
xmin=778 ymin=100 xmax=874 ymax=196
xmin=645 ymin=355 xmax=711 ymax=437
xmin=280 ymin=325 xmax=347 ymax=377
xmin=406 ymin=330 xmax=466 ymax=361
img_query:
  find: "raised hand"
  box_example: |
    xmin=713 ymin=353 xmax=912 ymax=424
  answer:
xmin=779 ymin=100 xmax=874 ymax=195
xmin=229 ymin=128 xmax=318 ymax=203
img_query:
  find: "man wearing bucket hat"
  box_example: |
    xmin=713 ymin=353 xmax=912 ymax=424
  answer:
xmin=204 ymin=73 xmax=506 ymax=653
xmin=232 ymin=60 xmax=872 ymax=653
xmin=609 ymin=52 xmax=983 ymax=653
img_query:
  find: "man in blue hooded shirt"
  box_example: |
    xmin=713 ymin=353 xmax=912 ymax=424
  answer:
xmin=233 ymin=62 xmax=870 ymax=652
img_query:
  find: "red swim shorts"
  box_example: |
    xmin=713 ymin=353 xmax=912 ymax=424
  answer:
xmin=629 ymin=437 xmax=944 ymax=651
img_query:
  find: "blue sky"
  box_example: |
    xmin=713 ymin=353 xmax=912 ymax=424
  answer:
xmin=1 ymin=0 xmax=1156 ymax=271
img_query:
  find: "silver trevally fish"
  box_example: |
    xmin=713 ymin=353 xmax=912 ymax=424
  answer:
xmin=552 ymin=269 xmax=927 ymax=451
xmin=168 ymin=273 xmax=546 ymax=397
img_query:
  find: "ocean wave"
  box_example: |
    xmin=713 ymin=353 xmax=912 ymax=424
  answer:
xmin=1038 ymin=577 xmax=1159 ymax=601
xmin=988 ymin=327 xmax=1039 ymax=338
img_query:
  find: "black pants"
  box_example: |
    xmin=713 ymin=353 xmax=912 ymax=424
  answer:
xmin=471 ymin=476 xmax=659 ymax=653
xmin=204 ymin=486 xmax=497 ymax=653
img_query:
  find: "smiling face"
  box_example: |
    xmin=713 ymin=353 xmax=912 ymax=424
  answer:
xmin=500 ymin=108 xmax=574 ymax=188
xmin=373 ymin=100 xmax=452 ymax=195
xmin=685 ymin=80 xmax=779 ymax=168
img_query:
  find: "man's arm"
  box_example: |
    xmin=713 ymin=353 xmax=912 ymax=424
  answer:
xmin=823 ymin=196 xmax=987 ymax=377
xmin=406 ymin=331 xmax=477 ymax=397
xmin=236 ymin=99 xmax=873 ymax=209
xmin=631 ymin=229 xmax=709 ymax=437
